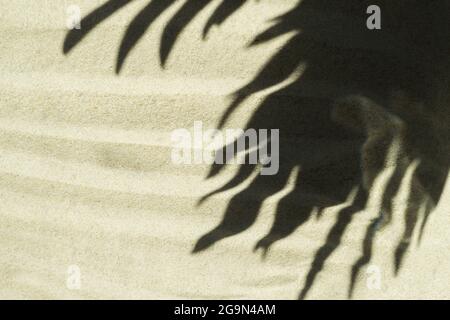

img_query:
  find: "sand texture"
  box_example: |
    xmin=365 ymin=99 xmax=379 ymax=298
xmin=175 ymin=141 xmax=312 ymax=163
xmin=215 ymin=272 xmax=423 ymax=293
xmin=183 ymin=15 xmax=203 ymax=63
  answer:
xmin=0 ymin=1 xmax=449 ymax=299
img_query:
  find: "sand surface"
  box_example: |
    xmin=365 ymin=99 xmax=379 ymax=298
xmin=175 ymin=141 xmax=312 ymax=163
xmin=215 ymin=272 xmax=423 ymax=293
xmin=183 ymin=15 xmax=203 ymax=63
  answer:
xmin=1 ymin=1 xmax=449 ymax=299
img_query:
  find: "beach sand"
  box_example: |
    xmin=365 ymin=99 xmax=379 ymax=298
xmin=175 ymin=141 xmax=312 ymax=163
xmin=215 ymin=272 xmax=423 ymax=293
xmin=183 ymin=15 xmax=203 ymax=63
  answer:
xmin=1 ymin=1 xmax=449 ymax=299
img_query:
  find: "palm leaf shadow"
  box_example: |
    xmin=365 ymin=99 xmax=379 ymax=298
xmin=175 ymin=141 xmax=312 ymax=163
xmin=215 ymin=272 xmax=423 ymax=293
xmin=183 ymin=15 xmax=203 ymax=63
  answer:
xmin=117 ymin=0 xmax=177 ymax=73
xmin=64 ymin=0 xmax=244 ymax=71
xmin=197 ymin=0 xmax=449 ymax=299
xmin=63 ymin=0 xmax=450 ymax=299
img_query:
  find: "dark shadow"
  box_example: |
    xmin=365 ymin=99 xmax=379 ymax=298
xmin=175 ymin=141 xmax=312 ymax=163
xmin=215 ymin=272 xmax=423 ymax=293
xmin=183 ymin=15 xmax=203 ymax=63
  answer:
xmin=64 ymin=0 xmax=243 ymax=71
xmin=64 ymin=0 xmax=450 ymax=299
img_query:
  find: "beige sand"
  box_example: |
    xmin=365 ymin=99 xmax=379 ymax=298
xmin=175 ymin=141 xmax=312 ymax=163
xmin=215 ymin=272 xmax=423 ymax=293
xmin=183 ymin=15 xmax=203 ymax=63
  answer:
xmin=0 ymin=1 xmax=449 ymax=299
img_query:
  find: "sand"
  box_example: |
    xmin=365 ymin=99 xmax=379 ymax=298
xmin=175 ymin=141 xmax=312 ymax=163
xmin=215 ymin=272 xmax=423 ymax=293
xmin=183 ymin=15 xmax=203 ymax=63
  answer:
xmin=0 ymin=0 xmax=449 ymax=299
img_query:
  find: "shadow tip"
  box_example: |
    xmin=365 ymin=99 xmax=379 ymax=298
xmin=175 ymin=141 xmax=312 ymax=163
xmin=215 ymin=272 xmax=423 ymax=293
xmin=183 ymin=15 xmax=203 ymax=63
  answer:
xmin=159 ymin=51 xmax=169 ymax=69
xmin=253 ymin=240 xmax=271 ymax=260
xmin=196 ymin=197 xmax=207 ymax=207
xmin=347 ymin=285 xmax=355 ymax=299
xmin=191 ymin=243 xmax=202 ymax=254
xmin=298 ymin=290 xmax=307 ymax=300
xmin=191 ymin=247 xmax=200 ymax=254
xmin=206 ymin=171 xmax=218 ymax=179
xmin=191 ymin=235 xmax=215 ymax=254
xmin=115 ymin=61 xmax=123 ymax=74
xmin=62 ymin=42 xmax=72 ymax=55
xmin=393 ymin=259 xmax=401 ymax=276
xmin=191 ymin=243 xmax=207 ymax=254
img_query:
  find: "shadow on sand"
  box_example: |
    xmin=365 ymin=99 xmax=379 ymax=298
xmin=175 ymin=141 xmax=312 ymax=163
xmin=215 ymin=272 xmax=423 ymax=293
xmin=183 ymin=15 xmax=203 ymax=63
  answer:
xmin=64 ymin=0 xmax=450 ymax=298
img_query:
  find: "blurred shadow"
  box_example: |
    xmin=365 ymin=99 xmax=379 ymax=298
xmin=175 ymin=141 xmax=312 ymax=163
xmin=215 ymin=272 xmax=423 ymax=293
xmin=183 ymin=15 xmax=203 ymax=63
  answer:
xmin=64 ymin=0 xmax=449 ymax=299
